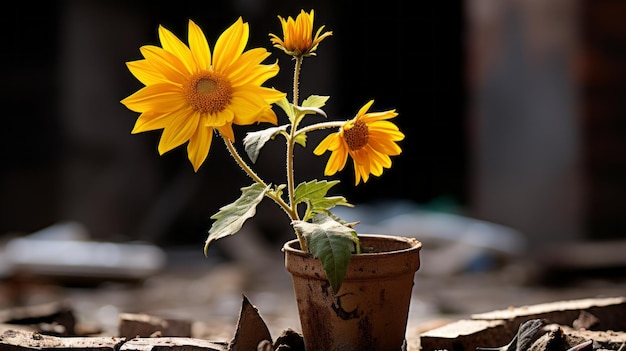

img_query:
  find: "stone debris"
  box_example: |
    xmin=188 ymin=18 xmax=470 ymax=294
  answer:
xmin=0 ymin=329 xmax=126 ymax=350
xmin=228 ymin=294 xmax=272 ymax=351
xmin=419 ymin=296 xmax=626 ymax=351
xmin=0 ymin=300 xmax=76 ymax=336
xmin=119 ymin=312 xmax=192 ymax=339
xmin=0 ymin=295 xmax=625 ymax=350
xmin=120 ymin=337 xmax=228 ymax=351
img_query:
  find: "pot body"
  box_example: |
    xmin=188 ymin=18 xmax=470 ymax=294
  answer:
xmin=283 ymin=234 xmax=422 ymax=351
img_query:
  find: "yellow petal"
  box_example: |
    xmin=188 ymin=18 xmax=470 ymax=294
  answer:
xmin=258 ymin=87 xmax=287 ymax=103
xmin=187 ymin=124 xmax=214 ymax=172
xmin=356 ymin=100 xmax=375 ymax=117
xmin=121 ymin=84 xmax=186 ymax=113
xmin=313 ymin=133 xmax=336 ymax=155
xmin=369 ymin=135 xmax=403 ymax=155
xmin=213 ymin=18 xmax=248 ymax=72
xmin=140 ymin=45 xmax=188 ymax=83
xmin=132 ymin=111 xmax=170 ymax=133
xmin=325 ymin=146 xmax=348 ymax=176
xmin=354 ymin=162 xmax=368 ymax=185
xmin=224 ymin=48 xmax=271 ymax=82
xmin=362 ymin=110 xmax=398 ymax=123
xmin=229 ymin=89 xmax=269 ymax=124
xmin=188 ymin=20 xmax=211 ymax=70
xmin=206 ymin=108 xmax=234 ymax=127
xmin=158 ymin=25 xmax=194 ymax=74
xmin=126 ymin=60 xmax=163 ymax=86
xmin=256 ymin=106 xmax=278 ymax=125
xmin=158 ymin=109 xmax=200 ymax=155
xmin=216 ymin=123 xmax=235 ymax=141
xmin=236 ymin=62 xmax=280 ymax=88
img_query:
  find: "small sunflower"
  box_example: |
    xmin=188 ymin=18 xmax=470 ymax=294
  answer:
xmin=121 ymin=18 xmax=286 ymax=171
xmin=269 ymin=9 xmax=333 ymax=57
xmin=313 ymin=100 xmax=404 ymax=185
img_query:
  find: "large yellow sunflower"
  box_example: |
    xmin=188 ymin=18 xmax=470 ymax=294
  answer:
xmin=313 ymin=100 xmax=404 ymax=185
xmin=269 ymin=9 xmax=332 ymax=57
xmin=121 ymin=18 xmax=286 ymax=171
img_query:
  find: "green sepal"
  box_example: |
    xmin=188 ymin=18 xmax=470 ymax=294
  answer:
xmin=204 ymin=183 xmax=270 ymax=255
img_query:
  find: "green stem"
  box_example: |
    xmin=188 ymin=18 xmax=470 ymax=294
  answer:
xmin=286 ymin=56 xmax=307 ymax=251
xmin=286 ymin=59 xmax=301 ymax=213
xmin=292 ymin=56 xmax=302 ymax=106
xmin=221 ymin=135 xmax=298 ymax=223
xmin=287 ymin=57 xmax=303 ymax=209
xmin=295 ymin=121 xmax=344 ymax=137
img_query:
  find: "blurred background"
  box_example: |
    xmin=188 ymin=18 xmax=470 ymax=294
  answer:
xmin=3 ymin=0 xmax=626 ymax=250
xmin=1 ymin=0 xmax=467 ymax=246
xmin=1 ymin=0 xmax=625 ymax=341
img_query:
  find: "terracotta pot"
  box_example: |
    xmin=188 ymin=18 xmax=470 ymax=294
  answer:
xmin=283 ymin=234 xmax=422 ymax=351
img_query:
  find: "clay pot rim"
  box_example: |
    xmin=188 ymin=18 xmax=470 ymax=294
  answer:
xmin=282 ymin=233 xmax=422 ymax=257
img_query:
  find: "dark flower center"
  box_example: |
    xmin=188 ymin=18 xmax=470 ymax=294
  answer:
xmin=344 ymin=119 xmax=369 ymax=151
xmin=184 ymin=73 xmax=232 ymax=114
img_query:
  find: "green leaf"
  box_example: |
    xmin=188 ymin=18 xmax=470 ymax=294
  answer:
xmin=311 ymin=196 xmax=353 ymax=215
xmin=267 ymin=183 xmax=286 ymax=200
xmin=204 ymin=183 xmax=269 ymax=255
xmin=243 ymin=125 xmax=289 ymax=163
xmin=294 ymin=133 xmax=307 ymax=148
xmin=302 ymin=95 xmax=330 ymax=110
xmin=275 ymin=96 xmax=296 ymax=123
xmin=293 ymin=179 xmax=339 ymax=204
xmin=293 ymin=104 xmax=327 ymax=119
xmin=277 ymin=95 xmax=328 ymax=129
xmin=292 ymin=214 xmax=358 ymax=293
xmin=294 ymin=180 xmax=352 ymax=221
xmin=292 ymin=96 xmax=329 ymax=128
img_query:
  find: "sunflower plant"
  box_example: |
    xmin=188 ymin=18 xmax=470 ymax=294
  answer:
xmin=120 ymin=9 xmax=404 ymax=293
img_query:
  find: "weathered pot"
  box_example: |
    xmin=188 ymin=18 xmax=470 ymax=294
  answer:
xmin=283 ymin=234 xmax=422 ymax=351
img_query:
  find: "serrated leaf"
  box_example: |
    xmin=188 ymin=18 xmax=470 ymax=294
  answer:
xmin=310 ymin=196 xmax=353 ymax=214
xmin=243 ymin=125 xmax=289 ymax=163
xmin=294 ymin=180 xmax=352 ymax=221
xmin=292 ymin=214 xmax=358 ymax=293
xmin=204 ymin=183 xmax=269 ymax=255
xmin=294 ymin=180 xmax=340 ymax=204
xmin=302 ymin=95 xmax=330 ymax=110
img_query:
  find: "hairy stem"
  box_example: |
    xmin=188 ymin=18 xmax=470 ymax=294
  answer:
xmin=286 ymin=56 xmax=308 ymax=251
xmin=292 ymin=56 xmax=302 ymax=106
xmin=295 ymin=121 xmax=344 ymax=137
xmin=287 ymin=57 xmax=303 ymax=212
xmin=221 ymin=135 xmax=298 ymax=223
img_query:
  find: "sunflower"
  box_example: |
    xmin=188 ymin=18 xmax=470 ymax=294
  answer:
xmin=313 ymin=100 xmax=404 ymax=185
xmin=269 ymin=9 xmax=333 ymax=57
xmin=121 ymin=18 xmax=286 ymax=171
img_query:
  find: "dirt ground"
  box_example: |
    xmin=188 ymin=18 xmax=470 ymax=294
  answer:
xmin=1 ymin=238 xmax=625 ymax=347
